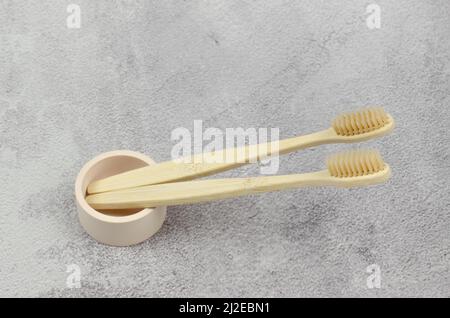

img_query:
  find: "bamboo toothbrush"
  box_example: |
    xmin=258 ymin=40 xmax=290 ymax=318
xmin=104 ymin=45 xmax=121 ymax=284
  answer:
xmin=86 ymin=149 xmax=391 ymax=210
xmin=87 ymin=107 xmax=394 ymax=194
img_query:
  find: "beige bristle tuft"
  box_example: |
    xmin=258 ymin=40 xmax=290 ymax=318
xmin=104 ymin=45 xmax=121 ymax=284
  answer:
xmin=332 ymin=107 xmax=390 ymax=136
xmin=327 ymin=149 xmax=386 ymax=178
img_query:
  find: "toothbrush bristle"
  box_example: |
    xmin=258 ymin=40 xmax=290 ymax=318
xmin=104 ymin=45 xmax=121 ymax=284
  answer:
xmin=327 ymin=149 xmax=385 ymax=178
xmin=332 ymin=107 xmax=390 ymax=136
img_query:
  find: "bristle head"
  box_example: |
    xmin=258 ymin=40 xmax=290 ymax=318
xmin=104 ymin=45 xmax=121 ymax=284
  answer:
xmin=327 ymin=149 xmax=386 ymax=178
xmin=332 ymin=107 xmax=390 ymax=136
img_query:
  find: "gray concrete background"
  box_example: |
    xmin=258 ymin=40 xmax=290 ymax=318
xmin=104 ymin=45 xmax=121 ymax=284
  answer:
xmin=0 ymin=0 xmax=449 ymax=297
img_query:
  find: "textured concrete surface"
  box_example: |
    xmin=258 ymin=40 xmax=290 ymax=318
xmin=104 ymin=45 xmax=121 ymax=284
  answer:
xmin=0 ymin=0 xmax=449 ymax=297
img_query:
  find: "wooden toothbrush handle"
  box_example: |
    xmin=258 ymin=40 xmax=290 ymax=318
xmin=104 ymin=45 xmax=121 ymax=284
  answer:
xmin=86 ymin=171 xmax=330 ymax=210
xmin=87 ymin=129 xmax=335 ymax=194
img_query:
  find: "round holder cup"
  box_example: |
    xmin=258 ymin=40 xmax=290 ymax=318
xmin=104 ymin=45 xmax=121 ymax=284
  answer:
xmin=75 ymin=150 xmax=167 ymax=246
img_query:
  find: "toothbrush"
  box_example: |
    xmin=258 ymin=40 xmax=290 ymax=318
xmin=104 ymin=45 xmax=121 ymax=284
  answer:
xmin=86 ymin=149 xmax=391 ymax=210
xmin=87 ymin=108 xmax=394 ymax=194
